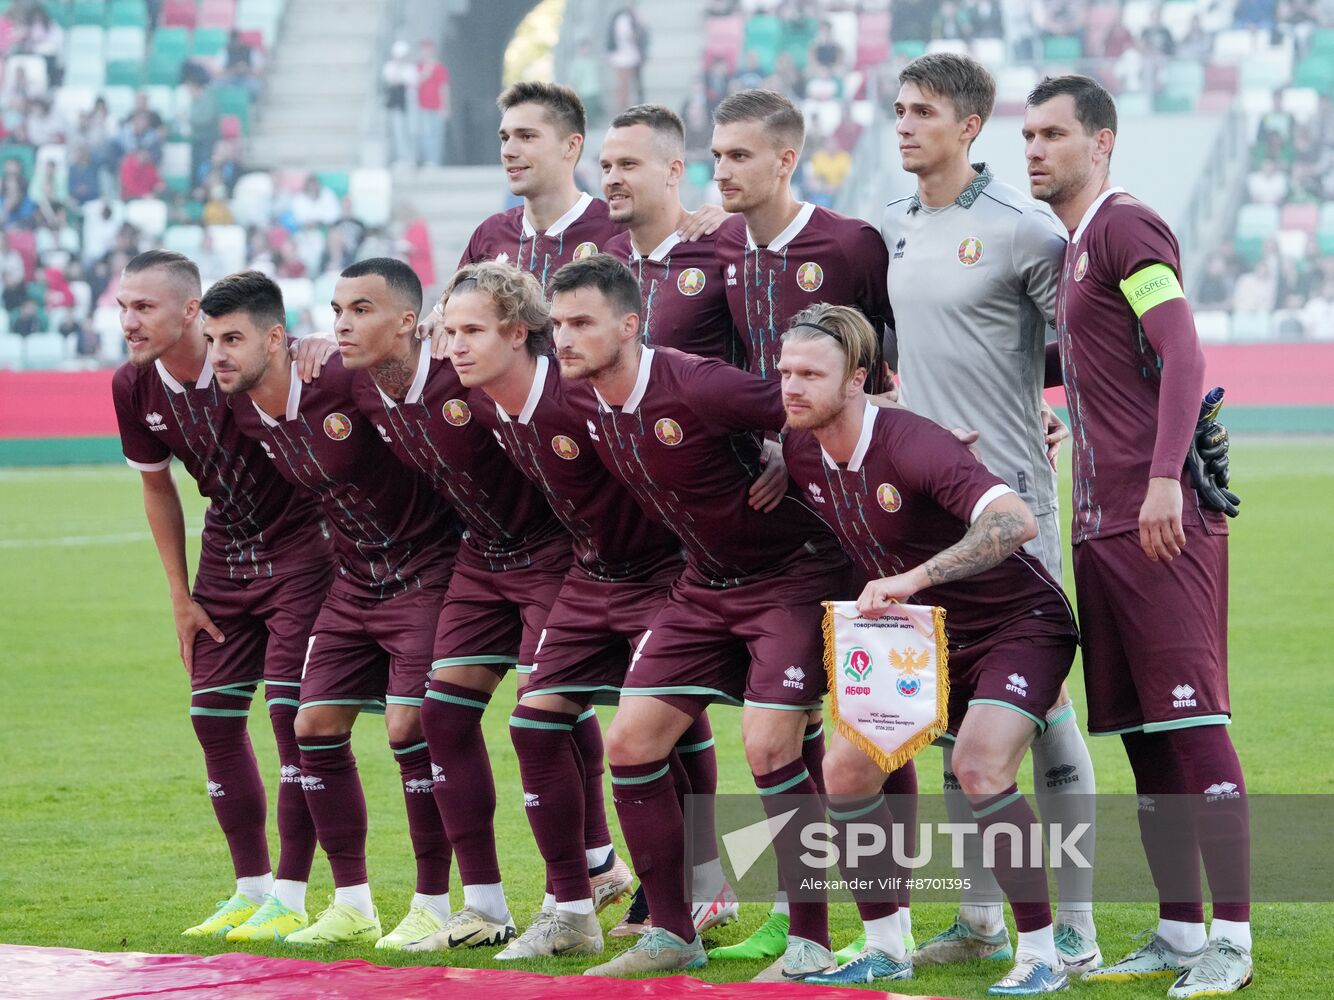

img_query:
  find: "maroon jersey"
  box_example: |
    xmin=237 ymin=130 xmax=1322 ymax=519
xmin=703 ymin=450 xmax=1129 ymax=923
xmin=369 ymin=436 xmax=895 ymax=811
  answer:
xmin=459 ymin=192 xmax=623 ymax=291
xmin=113 ymin=356 xmax=330 ymax=581
xmin=229 ymin=354 xmax=456 ymax=600
xmin=1055 ymin=189 xmax=1218 ymax=543
xmin=472 ymin=354 xmax=683 ymax=581
xmin=350 ymin=347 xmax=565 ymax=571
xmin=783 ymin=402 xmax=1075 ymax=639
xmin=569 ymin=347 xmax=845 ymax=587
xmin=714 ymin=203 xmax=893 ymax=387
xmin=605 ymin=230 xmax=739 ymax=362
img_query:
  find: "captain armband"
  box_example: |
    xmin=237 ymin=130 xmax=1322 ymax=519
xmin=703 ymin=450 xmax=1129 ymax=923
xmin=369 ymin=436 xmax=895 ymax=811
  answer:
xmin=1118 ymin=262 xmax=1184 ymax=318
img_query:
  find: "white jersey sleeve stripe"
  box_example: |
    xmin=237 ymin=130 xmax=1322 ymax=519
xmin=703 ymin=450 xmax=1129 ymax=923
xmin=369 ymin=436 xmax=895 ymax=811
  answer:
xmin=970 ymin=483 xmax=1016 ymax=524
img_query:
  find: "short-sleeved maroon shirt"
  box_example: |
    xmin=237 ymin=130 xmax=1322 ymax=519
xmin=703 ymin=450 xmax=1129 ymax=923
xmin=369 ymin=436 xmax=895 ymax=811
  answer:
xmin=783 ymin=402 xmax=1076 ymax=639
xmin=229 ymin=354 xmax=456 ymax=600
xmin=459 ymin=192 xmax=624 ymax=291
xmin=714 ymin=203 xmax=893 ymax=387
xmin=113 ymin=356 xmax=331 ymax=581
xmin=567 ymin=346 xmax=845 ymax=587
xmin=604 ymin=230 xmax=740 ymax=362
xmin=349 ymin=346 xmax=566 ymax=571
xmin=472 ymin=354 xmax=683 ymax=581
xmin=1055 ymin=189 xmax=1220 ymax=543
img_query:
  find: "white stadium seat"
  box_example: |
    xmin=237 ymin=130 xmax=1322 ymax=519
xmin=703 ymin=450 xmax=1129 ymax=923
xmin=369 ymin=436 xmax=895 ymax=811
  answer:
xmin=207 ymin=225 xmax=248 ymax=273
xmin=1194 ymin=310 xmax=1231 ymax=343
xmin=230 ymin=172 xmax=275 ymax=228
xmin=162 ymin=225 xmax=205 ymax=257
xmin=125 ymin=199 xmax=169 ymax=240
xmin=349 ymin=168 xmax=393 ymax=228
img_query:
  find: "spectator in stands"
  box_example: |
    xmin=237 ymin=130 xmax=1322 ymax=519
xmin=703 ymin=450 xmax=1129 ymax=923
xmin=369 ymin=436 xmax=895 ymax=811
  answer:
xmin=1177 ymin=14 xmax=1213 ymax=60
xmin=1 ymin=170 xmax=35 ymax=227
xmin=320 ymin=223 xmax=358 ymax=275
xmin=0 ymin=233 xmax=24 ymax=287
xmin=2 ymin=63 xmax=35 ymax=131
xmin=893 ymin=0 xmax=935 ymax=42
xmin=681 ymin=81 xmax=713 ymax=161
xmin=29 ymin=157 xmax=66 ymax=221
xmin=1272 ymin=293 xmax=1308 ymax=338
xmin=119 ymin=146 xmax=164 ymax=199
xmin=608 ymin=2 xmax=649 ymax=111
xmin=187 ymin=77 xmax=220 ymax=184
xmin=1247 ymin=157 xmax=1290 ymax=204
xmin=202 ymin=183 xmax=233 ymax=225
xmin=78 ymin=98 xmax=116 ymax=170
xmin=765 ymin=50 xmax=805 ymax=100
xmin=932 ymin=0 xmax=973 ymax=42
xmin=1141 ymin=6 xmax=1177 ymax=56
xmin=1234 ymin=257 xmax=1279 ymax=312
xmin=703 ymin=56 xmax=732 ymax=110
xmin=1302 ymin=277 xmax=1334 ymax=338
xmin=566 ymin=38 xmax=604 ymax=124
xmin=1196 ymin=255 xmax=1237 ymax=311
xmin=25 ymin=95 xmax=64 ymax=145
xmin=414 ymin=39 xmax=450 ymax=166
xmin=381 ymin=39 xmax=416 ymax=166
xmin=808 ymin=133 xmax=852 ymax=191
xmin=968 ymin=0 xmax=1005 ymax=38
xmin=1234 ymin=0 xmax=1278 ymax=29
xmin=731 ymin=50 xmax=766 ymax=91
xmin=119 ymin=95 xmax=165 ymax=162
xmin=224 ymin=30 xmax=262 ymax=100
xmin=809 ymin=21 xmax=844 ymax=70
xmin=1036 ymin=0 xmax=1081 ymax=38
xmin=12 ymin=298 xmax=42 ymax=337
xmin=20 ymin=5 xmax=63 ymax=88
xmin=804 ymin=61 xmax=841 ymax=101
xmin=290 ymin=174 xmax=340 ymax=228
xmin=1115 ymin=38 xmax=1148 ymax=92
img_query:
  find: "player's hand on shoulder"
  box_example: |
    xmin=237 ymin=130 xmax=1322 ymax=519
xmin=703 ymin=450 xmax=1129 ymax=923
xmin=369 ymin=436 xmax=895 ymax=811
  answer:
xmin=748 ymin=438 xmax=787 ymax=512
xmin=418 ymin=298 xmax=450 ymax=359
xmin=171 ymin=596 xmax=225 ymax=676
xmin=948 ymin=427 xmax=983 ymax=462
xmin=856 ymin=575 xmax=918 ymax=619
xmin=677 ymin=203 xmax=729 ymax=241
xmin=292 ymin=333 xmax=338 ymax=382
xmin=868 ymin=367 xmax=900 ymax=407
xmin=1041 ymin=399 xmax=1068 ymax=469
xmin=1138 ymin=476 xmax=1186 ymax=562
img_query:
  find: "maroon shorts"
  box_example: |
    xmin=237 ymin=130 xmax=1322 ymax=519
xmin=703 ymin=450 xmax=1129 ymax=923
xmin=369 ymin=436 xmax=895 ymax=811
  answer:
xmin=1074 ymin=527 xmax=1230 ymax=735
xmin=431 ymin=537 xmax=573 ymax=675
xmin=522 ymin=561 xmax=682 ymax=705
xmin=945 ymin=625 xmax=1075 ymax=737
xmin=298 ymin=581 xmax=449 ymax=712
xmin=189 ymin=563 xmax=333 ymax=699
xmin=622 ymin=557 xmax=850 ymax=711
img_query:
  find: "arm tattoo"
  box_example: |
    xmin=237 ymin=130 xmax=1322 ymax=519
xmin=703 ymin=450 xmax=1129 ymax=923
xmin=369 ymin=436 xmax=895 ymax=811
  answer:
xmin=921 ymin=507 xmax=1029 ymax=586
xmin=373 ymin=355 xmax=416 ymax=399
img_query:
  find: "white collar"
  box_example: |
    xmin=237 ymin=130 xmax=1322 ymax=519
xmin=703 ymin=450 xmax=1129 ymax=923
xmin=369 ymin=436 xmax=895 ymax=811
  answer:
xmin=746 ymin=201 xmax=816 ymax=251
xmin=1071 ymin=186 xmax=1126 ymax=243
xmin=253 ymin=361 xmax=303 ymax=427
xmin=820 ymin=400 xmax=877 ymax=473
xmin=522 ymin=191 xmax=594 ymax=238
xmin=631 ymin=230 xmax=683 ymax=262
xmin=495 ymin=354 xmax=549 ymax=425
xmin=155 ymin=355 xmax=214 ymax=393
xmin=377 ymin=343 xmax=432 ymax=409
xmin=594 ymin=346 xmax=654 ymax=414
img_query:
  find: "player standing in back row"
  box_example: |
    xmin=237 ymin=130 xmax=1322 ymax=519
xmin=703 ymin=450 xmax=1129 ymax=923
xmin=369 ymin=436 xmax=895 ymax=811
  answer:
xmin=1024 ymin=75 xmax=1252 ymax=998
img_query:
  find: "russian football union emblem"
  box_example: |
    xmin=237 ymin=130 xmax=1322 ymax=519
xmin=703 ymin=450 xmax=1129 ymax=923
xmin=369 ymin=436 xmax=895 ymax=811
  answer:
xmin=896 ymin=677 xmax=921 ymax=697
xmin=796 ymin=261 xmax=824 ymax=291
xmin=876 ymin=482 xmax=902 ymax=512
xmin=442 ymin=399 xmax=472 ymax=426
xmin=654 ymin=418 xmax=684 ymax=446
xmin=551 ymin=435 xmax=580 ymax=460
xmin=957 ymin=237 xmax=984 ymax=266
xmin=677 ymin=268 xmax=706 ymax=296
xmin=323 ymin=412 xmax=352 ymax=440
xmin=843 ymin=647 xmax=873 ymax=682
xmin=573 ymin=241 xmax=599 ymax=260
xmin=1074 ymin=251 xmax=1089 ymax=282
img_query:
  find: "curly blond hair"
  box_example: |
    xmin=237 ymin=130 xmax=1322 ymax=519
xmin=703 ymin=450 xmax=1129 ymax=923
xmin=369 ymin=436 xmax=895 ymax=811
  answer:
xmin=441 ymin=261 xmax=554 ymax=355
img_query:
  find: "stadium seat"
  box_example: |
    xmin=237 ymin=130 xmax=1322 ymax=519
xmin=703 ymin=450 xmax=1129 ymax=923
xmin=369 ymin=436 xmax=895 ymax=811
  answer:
xmin=1274 ymin=228 xmax=1309 ymax=260
xmin=154 ymin=25 xmax=192 ymax=56
xmin=230 ymin=171 xmax=274 ymax=227
xmin=1293 ymin=57 xmax=1334 ymax=96
xmin=1212 ymin=29 xmax=1260 ymax=63
xmin=1281 ymin=86 xmax=1319 ymax=123
xmin=5 ymin=53 xmax=49 ymax=93
xmin=0 ymin=143 xmax=35 ymax=180
xmin=891 ymin=40 xmax=928 ymax=59
xmin=1121 ymin=0 xmax=1155 ymax=35
xmin=54 ymin=85 xmax=98 ymax=121
xmin=125 ymin=198 xmax=169 ymax=240
xmin=1203 ymin=63 xmax=1239 ymax=94
xmin=19 ymin=332 xmax=66 ymax=369
xmin=1159 ymin=1 xmax=1197 ymax=42
xmin=161 ymin=0 xmax=198 ymax=28
xmin=349 ymin=168 xmax=392 ymax=228
xmin=1082 ymin=4 xmax=1120 ymax=55
xmin=161 ymin=224 xmax=205 ymax=257
xmin=1280 ymin=203 xmax=1319 ymax=233
xmin=215 ymin=85 xmax=251 ymax=130
xmin=108 ymin=0 xmax=150 ymax=28
xmin=66 ymin=24 xmax=105 ymax=61
xmin=1154 ymin=92 xmax=1195 ymax=113
xmin=1237 ymin=203 xmax=1281 ymax=239
xmin=971 ymin=37 xmax=1006 ymax=66
xmin=198 ymin=0 xmax=237 ymax=30
xmin=106 ymin=60 xmax=143 ymax=87
xmin=35 ymin=143 xmax=68 ymax=177
xmin=1042 ymin=35 xmax=1083 ymax=62
xmin=277 ymin=277 xmax=313 ymax=314
xmin=162 ymin=142 xmax=192 ymax=190
xmin=1163 ymin=60 xmax=1205 ymax=102
xmin=1229 ymin=312 xmax=1272 ymax=341
xmin=106 ymin=24 xmax=147 ymax=60
xmin=102 ymin=86 xmax=137 ymax=119
xmin=703 ymin=15 xmax=744 ymax=72
xmin=207 ymin=224 xmax=247 ymax=272
xmin=1116 ymin=92 xmax=1153 ymax=116
xmin=192 ymin=27 xmax=229 ymax=58
xmin=70 ymin=0 xmax=105 ymax=26
xmin=926 ymin=38 xmax=968 ymax=55
xmin=64 ymin=52 xmax=106 ymax=88
xmin=317 ymin=170 xmax=350 ymax=199
xmin=827 ymin=11 xmax=857 ymax=60
xmin=997 ymin=65 xmax=1039 ymax=103
xmin=1196 ymin=91 xmax=1235 ymax=113
xmin=1194 ymin=310 xmax=1231 ymax=343
xmin=0 ymin=331 xmax=22 ymax=370
xmin=742 ymin=14 xmax=782 ymax=73
xmin=1312 ymin=28 xmax=1334 ymax=58
xmin=855 ymin=11 xmax=890 ymax=68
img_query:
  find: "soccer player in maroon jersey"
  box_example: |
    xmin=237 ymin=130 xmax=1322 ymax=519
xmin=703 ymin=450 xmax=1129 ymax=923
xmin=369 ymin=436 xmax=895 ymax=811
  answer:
xmin=332 ymin=257 xmax=629 ymax=951
xmin=546 ymin=254 xmax=849 ymax=980
xmin=775 ymin=304 xmax=1078 ymax=994
xmin=113 ymin=250 xmax=334 ymax=941
xmin=202 ymin=271 xmax=458 ymax=948
xmin=1024 ymin=75 xmax=1252 ymax=996
xmin=710 ymin=89 xmax=893 ymax=390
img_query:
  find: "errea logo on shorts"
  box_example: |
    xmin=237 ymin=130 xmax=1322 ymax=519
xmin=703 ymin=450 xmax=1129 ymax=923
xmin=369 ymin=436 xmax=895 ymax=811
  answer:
xmin=524 ymin=792 xmax=540 ymax=808
xmin=146 ymin=411 xmax=168 ymax=431
xmin=783 ymin=665 xmax=806 ymax=690
xmin=206 ymin=780 xmax=224 ymax=798
xmin=1172 ymin=684 xmax=1198 ymax=708
xmin=1005 ymin=673 xmax=1028 ymax=697
xmin=405 ymin=778 xmax=434 ymax=793
xmin=431 ymin=763 xmax=445 ymax=784
xmin=1204 ymin=781 xmax=1240 ymax=802
xmin=279 ymin=765 xmax=300 ymax=784
xmin=299 ymin=774 xmax=325 ymax=791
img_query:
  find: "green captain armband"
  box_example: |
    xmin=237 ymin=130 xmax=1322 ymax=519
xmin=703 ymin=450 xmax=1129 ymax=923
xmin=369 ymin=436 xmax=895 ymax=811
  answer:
xmin=1119 ymin=262 xmax=1184 ymax=318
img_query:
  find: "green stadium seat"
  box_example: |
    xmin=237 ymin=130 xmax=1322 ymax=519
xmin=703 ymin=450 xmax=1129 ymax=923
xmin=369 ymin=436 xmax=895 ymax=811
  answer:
xmin=0 ymin=143 xmax=35 ymax=179
xmin=1310 ymin=29 xmax=1334 ymax=57
xmin=1236 ymin=203 xmax=1280 ymax=238
xmin=1318 ymin=201 xmax=1334 ymax=233
xmin=192 ymin=27 xmax=228 ymax=56
xmin=892 ymin=39 xmax=928 ymax=59
xmin=1163 ymin=60 xmax=1205 ymax=101
xmin=1231 ymin=235 xmax=1265 ymax=264
xmin=153 ymin=26 xmax=192 ymax=56
xmin=1154 ymin=93 xmax=1195 ymax=113
xmin=108 ymin=0 xmax=149 ymax=27
xmin=105 ymin=25 xmax=147 ymax=60
xmin=685 ymin=160 xmax=712 ymax=188
xmin=1116 ymin=91 xmax=1152 ymax=116
xmin=215 ymin=85 xmax=251 ymax=131
xmin=145 ymin=51 xmax=186 ymax=86
xmin=1042 ymin=35 xmax=1082 ymax=61
xmin=316 ymin=170 xmax=349 ymax=199
xmin=106 ymin=59 xmax=143 ymax=86
xmin=1293 ymin=57 xmax=1334 ymax=96
xmin=70 ymin=0 xmax=104 ymax=26
xmin=743 ymin=14 xmax=782 ymax=73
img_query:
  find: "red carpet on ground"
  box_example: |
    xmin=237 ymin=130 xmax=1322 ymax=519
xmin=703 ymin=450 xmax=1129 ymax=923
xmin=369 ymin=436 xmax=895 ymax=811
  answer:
xmin=0 ymin=944 xmax=956 ymax=999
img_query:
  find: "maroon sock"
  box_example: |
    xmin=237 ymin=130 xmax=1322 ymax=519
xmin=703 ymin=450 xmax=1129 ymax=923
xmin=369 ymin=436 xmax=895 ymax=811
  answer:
xmin=882 ymin=761 xmax=917 ymax=910
xmin=803 ymin=720 xmax=827 ymax=796
xmin=573 ymin=708 xmax=612 ymax=852
xmin=391 ymin=739 xmax=453 ymax=895
xmin=190 ymin=692 xmax=270 ymax=878
xmin=298 ymin=733 xmax=367 ymax=887
xmin=677 ymin=714 xmax=719 ymax=866
xmin=510 ymin=705 xmax=591 ymax=901
xmin=755 ymin=759 xmax=829 ymax=947
xmin=267 ymin=701 xmax=316 ymax=882
xmin=968 ymin=784 xmax=1051 ymax=932
xmin=1169 ymin=726 xmax=1251 ymax=923
xmin=1123 ymin=732 xmax=1204 ymax=923
xmin=422 ymin=678 xmax=500 ymax=885
xmin=611 ymin=759 xmax=692 ymax=941
xmin=828 ymin=792 xmax=899 ymax=922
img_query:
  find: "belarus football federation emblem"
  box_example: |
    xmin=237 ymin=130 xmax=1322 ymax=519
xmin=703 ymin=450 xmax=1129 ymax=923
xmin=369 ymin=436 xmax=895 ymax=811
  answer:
xmin=677 ymin=267 xmax=706 ymax=296
xmin=957 ymin=237 xmax=984 ymax=266
xmin=323 ymin=412 xmax=352 ymax=440
xmin=654 ymin=417 xmax=684 ymax=446
xmin=1074 ymin=251 xmax=1089 ymax=282
xmin=843 ymin=647 xmax=873 ymax=682
xmin=551 ymin=435 xmax=580 ymax=460
xmin=442 ymin=398 xmax=472 ymax=426
xmin=796 ymin=261 xmax=824 ymax=291
xmin=876 ymin=482 xmax=902 ymax=512
xmin=573 ymin=241 xmax=599 ymax=260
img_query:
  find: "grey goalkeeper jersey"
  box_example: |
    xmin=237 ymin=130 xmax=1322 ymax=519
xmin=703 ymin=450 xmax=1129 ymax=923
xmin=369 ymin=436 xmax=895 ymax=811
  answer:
xmin=884 ymin=165 xmax=1067 ymax=517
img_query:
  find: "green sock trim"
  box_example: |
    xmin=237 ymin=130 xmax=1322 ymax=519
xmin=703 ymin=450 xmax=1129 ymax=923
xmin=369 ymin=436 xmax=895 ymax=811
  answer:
xmin=972 ymin=789 xmax=1023 ymax=820
xmin=612 ymin=763 xmax=670 ymax=786
xmin=828 ymin=795 xmax=885 ymax=821
xmin=266 ymin=697 xmax=300 ymax=709
xmin=391 ymin=741 xmax=429 ymax=755
xmin=510 ymin=714 xmax=574 ymax=732
xmin=803 ymin=723 xmax=824 ymax=740
xmin=264 ymin=679 xmax=301 ymax=687
xmin=1046 ymin=703 xmax=1076 ymax=727
xmin=298 ymin=737 xmax=351 ymax=751
xmin=757 ymin=768 xmax=811 ymax=796
xmin=577 ymin=707 xmax=597 ymax=722
xmin=189 ymin=707 xmax=250 ymax=718
xmin=425 ymin=689 xmax=490 ymax=710
xmin=676 ymin=737 xmax=715 ymax=754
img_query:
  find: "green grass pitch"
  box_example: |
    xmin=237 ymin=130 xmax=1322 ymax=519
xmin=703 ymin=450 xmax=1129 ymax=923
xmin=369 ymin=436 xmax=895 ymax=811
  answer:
xmin=1 ymin=439 xmax=1331 ymax=998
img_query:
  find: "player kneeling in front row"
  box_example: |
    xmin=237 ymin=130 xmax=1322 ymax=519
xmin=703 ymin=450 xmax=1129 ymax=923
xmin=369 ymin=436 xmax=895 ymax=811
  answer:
xmin=777 ymin=304 xmax=1081 ymax=996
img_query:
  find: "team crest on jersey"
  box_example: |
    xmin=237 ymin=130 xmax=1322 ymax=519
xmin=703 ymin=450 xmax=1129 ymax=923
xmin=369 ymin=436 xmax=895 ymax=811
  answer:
xmin=876 ymin=482 xmax=902 ymax=512
xmin=323 ymin=412 xmax=352 ymax=440
xmin=677 ymin=268 xmax=706 ymax=296
xmin=957 ymin=237 xmax=984 ymax=266
xmin=551 ymin=435 xmax=580 ymax=460
xmin=442 ymin=399 xmax=472 ymax=426
xmin=654 ymin=418 xmax=684 ymax=446
xmin=796 ymin=261 xmax=824 ymax=291
xmin=573 ymin=241 xmax=599 ymax=260
xmin=1074 ymin=251 xmax=1089 ymax=282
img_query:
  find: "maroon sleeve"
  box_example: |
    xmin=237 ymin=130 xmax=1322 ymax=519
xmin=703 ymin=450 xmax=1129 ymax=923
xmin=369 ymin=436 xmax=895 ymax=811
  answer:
xmin=678 ymin=354 xmax=786 ymax=432
xmin=112 ymin=367 xmax=170 ymax=468
xmin=853 ymin=224 xmax=893 ymax=334
xmin=458 ymin=225 xmax=481 ymax=269
xmin=889 ymin=413 xmax=1009 ymax=526
xmin=1044 ymin=342 xmax=1063 ymax=388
